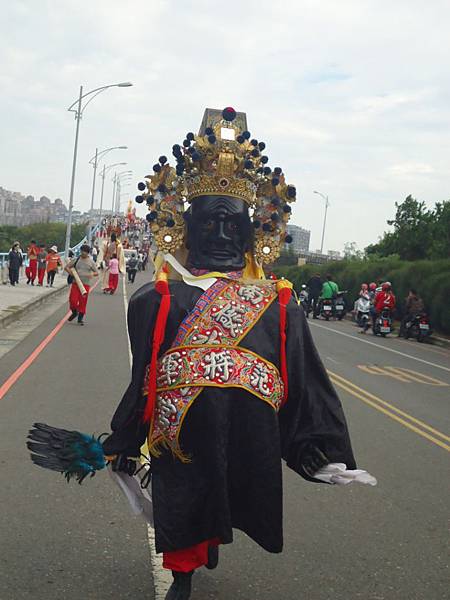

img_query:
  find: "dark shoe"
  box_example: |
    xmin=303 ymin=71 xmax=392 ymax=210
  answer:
xmin=206 ymin=544 xmax=219 ymax=570
xmin=77 ymin=315 xmax=84 ymax=325
xmin=165 ymin=571 xmax=193 ymax=600
xmin=68 ymin=310 xmax=78 ymax=322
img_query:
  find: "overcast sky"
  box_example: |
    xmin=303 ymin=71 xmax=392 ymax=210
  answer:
xmin=1 ymin=0 xmax=449 ymax=252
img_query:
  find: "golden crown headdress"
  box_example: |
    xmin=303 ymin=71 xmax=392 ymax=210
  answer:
xmin=135 ymin=107 xmax=297 ymax=264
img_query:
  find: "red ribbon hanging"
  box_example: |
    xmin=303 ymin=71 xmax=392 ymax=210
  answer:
xmin=143 ymin=267 xmax=171 ymax=423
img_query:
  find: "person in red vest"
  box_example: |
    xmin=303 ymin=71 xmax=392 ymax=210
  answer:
xmin=372 ymin=283 xmax=396 ymax=332
xmin=37 ymin=244 xmax=47 ymax=286
xmin=26 ymin=240 xmax=39 ymax=285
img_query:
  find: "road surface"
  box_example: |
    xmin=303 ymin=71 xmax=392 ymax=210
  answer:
xmin=0 ymin=277 xmax=448 ymax=600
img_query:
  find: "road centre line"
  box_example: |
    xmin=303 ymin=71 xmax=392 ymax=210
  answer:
xmin=329 ymin=370 xmax=450 ymax=442
xmin=310 ymin=321 xmax=450 ymax=374
xmin=122 ymin=278 xmax=172 ymax=600
xmin=329 ymin=370 xmax=450 ymax=451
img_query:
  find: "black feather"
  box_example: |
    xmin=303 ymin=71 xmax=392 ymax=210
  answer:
xmin=27 ymin=423 xmax=107 ymax=484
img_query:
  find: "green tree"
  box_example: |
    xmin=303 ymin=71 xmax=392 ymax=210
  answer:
xmin=0 ymin=222 xmax=87 ymax=253
xmin=366 ymin=196 xmax=449 ymax=260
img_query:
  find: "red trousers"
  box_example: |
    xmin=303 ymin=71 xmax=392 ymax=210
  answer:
xmin=38 ymin=268 xmax=45 ymax=285
xmin=69 ymin=283 xmax=90 ymax=315
xmin=28 ymin=259 xmax=37 ymax=282
xmin=163 ymin=538 xmax=220 ymax=573
xmin=108 ymin=273 xmax=119 ymax=293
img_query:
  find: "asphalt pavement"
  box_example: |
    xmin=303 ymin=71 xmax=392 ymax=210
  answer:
xmin=0 ymin=282 xmax=448 ymax=600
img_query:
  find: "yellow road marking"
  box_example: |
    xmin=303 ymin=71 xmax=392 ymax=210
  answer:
xmin=357 ymin=365 xmax=449 ymax=386
xmin=358 ymin=364 xmax=411 ymax=382
xmin=329 ymin=375 xmax=450 ymax=452
xmin=384 ymin=367 xmax=449 ymax=386
xmin=328 ymin=370 xmax=450 ymax=445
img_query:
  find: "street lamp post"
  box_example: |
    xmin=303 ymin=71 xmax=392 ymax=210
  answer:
xmin=314 ymin=190 xmax=330 ymax=254
xmin=112 ymin=171 xmax=132 ymax=214
xmin=64 ymin=81 xmax=132 ymax=259
xmin=88 ymin=145 xmax=127 ymax=242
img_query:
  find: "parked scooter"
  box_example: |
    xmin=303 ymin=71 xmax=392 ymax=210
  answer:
xmin=320 ymin=299 xmax=334 ymax=321
xmin=334 ymin=291 xmax=347 ymax=321
xmin=373 ymin=308 xmax=393 ymax=337
xmin=402 ymin=313 xmax=432 ymax=342
xmin=355 ymin=295 xmax=371 ymax=332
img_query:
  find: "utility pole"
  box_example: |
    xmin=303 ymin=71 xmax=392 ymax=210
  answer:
xmin=111 ymin=172 xmax=117 ymax=216
xmin=314 ymin=190 xmax=330 ymax=254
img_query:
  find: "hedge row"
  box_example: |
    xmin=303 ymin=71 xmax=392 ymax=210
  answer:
xmin=274 ymin=258 xmax=450 ymax=334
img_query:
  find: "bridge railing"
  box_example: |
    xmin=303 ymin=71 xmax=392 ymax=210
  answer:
xmin=0 ymin=223 xmax=100 ymax=268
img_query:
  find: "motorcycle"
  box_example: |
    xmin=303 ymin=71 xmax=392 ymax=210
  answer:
xmin=355 ymin=295 xmax=371 ymax=332
xmin=403 ymin=313 xmax=432 ymax=342
xmin=320 ymin=299 xmax=334 ymax=321
xmin=299 ymin=286 xmax=310 ymax=317
xmin=334 ymin=291 xmax=347 ymax=321
xmin=373 ymin=308 xmax=393 ymax=337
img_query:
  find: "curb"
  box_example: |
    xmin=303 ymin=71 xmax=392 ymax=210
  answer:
xmin=0 ymin=285 xmax=68 ymax=329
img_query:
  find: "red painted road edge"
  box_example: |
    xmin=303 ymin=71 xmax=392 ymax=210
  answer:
xmin=0 ymin=281 xmax=99 ymax=401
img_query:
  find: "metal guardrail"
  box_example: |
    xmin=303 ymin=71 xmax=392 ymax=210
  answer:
xmin=0 ymin=223 xmax=100 ymax=267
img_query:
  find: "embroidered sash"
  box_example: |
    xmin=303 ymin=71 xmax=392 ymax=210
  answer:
xmin=144 ymin=278 xmax=281 ymax=459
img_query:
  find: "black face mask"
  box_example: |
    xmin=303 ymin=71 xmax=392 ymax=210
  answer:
xmin=186 ymin=195 xmax=252 ymax=272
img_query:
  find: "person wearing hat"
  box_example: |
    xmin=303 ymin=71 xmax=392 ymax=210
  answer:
xmin=28 ymin=108 xmax=376 ymax=600
xmin=101 ymin=108 xmax=376 ymax=600
xmin=65 ymin=244 xmax=98 ymax=325
xmin=45 ymin=246 xmax=62 ymax=287
xmin=7 ymin=242 xmax=23 ymax=286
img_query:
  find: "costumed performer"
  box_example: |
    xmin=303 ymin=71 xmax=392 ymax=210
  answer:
xmin=101 ymin=107 xmax=376 ymax=600
xmin=27 ymin=107 xmax=376 ymax=600
xmin=98 ymin=229 xmax=125 ymax=291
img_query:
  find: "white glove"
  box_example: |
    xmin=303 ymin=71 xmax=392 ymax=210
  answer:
xmin=313 ymin=463 xmax=377 ymax=486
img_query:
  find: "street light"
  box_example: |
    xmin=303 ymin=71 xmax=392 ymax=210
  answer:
xmin=113 ymin=171 xmax=133 ymax=214
xmin=88 ymin=146 xmax=127 ymax=243
xmin=64 ymin=81 xmax=133 ymax=259
xmin=98 ymin=162 xmax=127 ymax=224
xmin=314 ymin=190 xmax=330 ymax=254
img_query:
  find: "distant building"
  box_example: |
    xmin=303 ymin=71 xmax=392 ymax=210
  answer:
xmin=0 ymin=186 xmax=69 ymax=226
xmin=285 ymin=224 xmax=311 ymax=254
xmin=297 ymin=250 xmax=343 ymax=265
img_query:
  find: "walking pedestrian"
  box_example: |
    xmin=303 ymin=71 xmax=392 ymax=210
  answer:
xmin=26 ymin=240 xmax=39 ymax=285
xmin=7 ymin=242 xmax=23 ymax=286
xmin=65 ymin=244 xmax=98 ymax=325
xmin=104 ymin=254 xmax=119 ymax=294
xmin=126 ymin=253 xmax=138 ymax=283
xmin=307 ymin=272 xmax=322 ymax=318
xmin=37 ymin=244 xmax=47 ymax=286
xmin=45 ymin=246 xmax=62 ymax=287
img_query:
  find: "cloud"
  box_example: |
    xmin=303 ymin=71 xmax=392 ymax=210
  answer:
xmin=0 ymin=0 xmax=449 ymax=252
xmin=389 ymin=163 xmax=435 ymax=176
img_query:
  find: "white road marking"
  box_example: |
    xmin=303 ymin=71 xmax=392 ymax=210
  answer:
xmin=122 ymin=277 xmax=172 ymax=598
xmin=309 ymin=320 xmax=450 ymax=374
xmin=325 ymin=356 xmax=340 ymax=364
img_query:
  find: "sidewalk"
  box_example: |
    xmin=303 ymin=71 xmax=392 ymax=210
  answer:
xmin=0 ymin=272 xmax=68 ymax=328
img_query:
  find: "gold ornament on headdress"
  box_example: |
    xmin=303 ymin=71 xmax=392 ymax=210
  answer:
xmin=135 ymin=107 xmax=297 ymax=263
